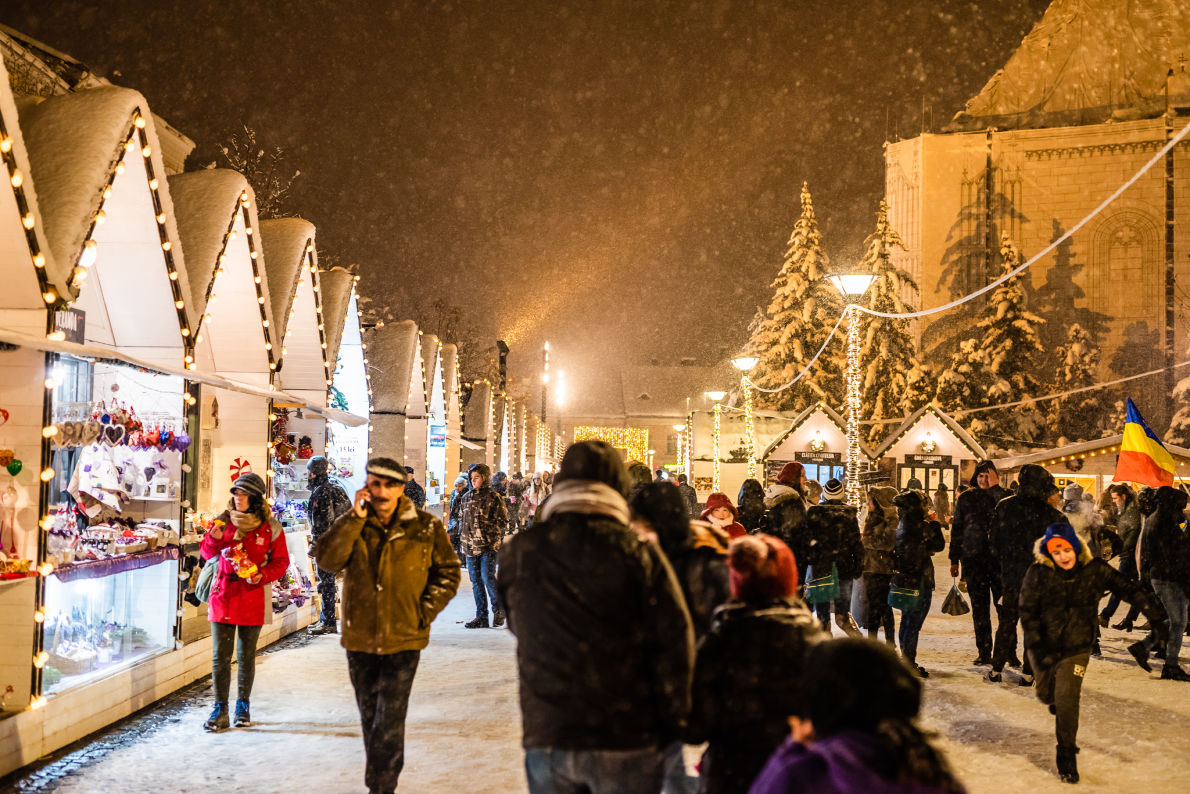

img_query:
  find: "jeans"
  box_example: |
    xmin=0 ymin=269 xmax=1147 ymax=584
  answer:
xmin=525 ymin=747 xmax=665 ymax=794
xmin=897 ymin=587 xmax=933 ymax=665
xmin=1145 ymin=578 xmax=1188 ymax=668
xmin=1034 ymin=653 xmax=1090 ymax=750
xmin=963 ymin=560 xmax=1001 ymax=661
xmin=814 ymin=577 xmax=855 ymax=630
xmin=347 ymin=650 xmax=421 ymax=794
xmin=992 ymin=584 xmax=1030 ymax=675
xmin=210 ymin=622 xmax=262 ymax=705
xmin=316 ymin=565 xmax=338 ymax=626
xmin=1100 ymin=550 xmax=1142 ymax=624
xmin=466 ymin=551 xmax=501 ymax=619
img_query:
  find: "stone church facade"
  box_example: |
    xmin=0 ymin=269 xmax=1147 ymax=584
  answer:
xmin=882 ymin=0 xmax=1190 ymax=428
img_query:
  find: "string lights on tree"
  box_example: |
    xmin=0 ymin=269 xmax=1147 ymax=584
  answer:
xmin=827 ymin=273 xmax=877 ymax=507
xmin=572 ymin=426 xmax=649 ymax=463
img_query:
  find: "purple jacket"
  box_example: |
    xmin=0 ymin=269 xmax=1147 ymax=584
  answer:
xmin=749 ymin=733 xmax=963 ymax=794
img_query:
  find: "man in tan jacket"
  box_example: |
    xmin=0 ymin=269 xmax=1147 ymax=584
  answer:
xmin=314 ymin=456 xmax=460 ymax=794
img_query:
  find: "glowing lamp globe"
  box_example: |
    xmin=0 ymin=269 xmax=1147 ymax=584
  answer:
xmin=827 ymin=273 xmax=877 ymax=298
xmin=731 ymin=356 xmax=759 ymax=372
xmin=705 ymin=391 xmax=727 ymax=402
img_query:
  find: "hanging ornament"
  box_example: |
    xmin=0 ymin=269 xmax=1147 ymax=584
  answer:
xmin=0 ymin=408 xmax=9 ymax=426
xmin=229 ymin=458 xmax=252 ymax=483
xmin=6 ymin=460 xmax=21 ymax=476
xmin=0 ymin=450 xmax=13 ymax=466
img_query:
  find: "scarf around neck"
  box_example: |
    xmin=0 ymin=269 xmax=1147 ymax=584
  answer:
xmin=539 ymin=480 xmax=630 ymax=525
xmin=229 ymin=509 xmax=263 ymax=541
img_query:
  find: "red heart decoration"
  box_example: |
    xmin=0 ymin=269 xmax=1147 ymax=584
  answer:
xmin=0 ymin=408 xmax=8 ymax=426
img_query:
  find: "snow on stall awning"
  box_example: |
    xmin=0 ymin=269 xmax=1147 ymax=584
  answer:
xmin=441 ymin=343 xmax=461 ymax=420
xmin=760 ymin=403 xmax=875 ymax=462
xmin=318 ymin=267 xmax=356 ymax=370
xmin=0 ymin=325 xmax=366 ymax=427
xmin=950 ymin=0 xmax=1190 ymax=131
xmin=364 ymin=320 xmax=420 ymax=416
xmin=259 ymin=217 xmax=330 ymax=394
xmin=19 ymin=86 xmax=195 ymax=320
xmin=259 ymin=217 xmax=313 ymax=343
xmin=168 ymin=171 xmax=275 ymax=380
xmin=0 ymin=51 xmax=56 ymax=330
xmin=462 ymin=379 xmax=493 ymax=443
xmin=991 ymin=435 xmax=1190 ymax=472
xmin=871 ymin=404 xmax=987 ymax=461
xmin=421 ymin=332 xmax=444 ymax=416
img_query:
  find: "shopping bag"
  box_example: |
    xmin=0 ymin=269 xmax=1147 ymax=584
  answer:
xmin=888 ymin=577 xmax=924 ymax=611
xmin=941 ymin=580 xmax=971 ymax=616
xmin=804 ymin=563 xmax=840 ymax=605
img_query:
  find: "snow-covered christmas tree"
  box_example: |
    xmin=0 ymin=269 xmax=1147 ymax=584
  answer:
xmin=857 ymin=200 xmax=922 ymax=448
xmin=969 ymin=233 xmax=1047 ymax=447
xmin=1049 ymin=323 xmax=1109 ymax=443
xmin=745 ymin=182 xmax=845 ymax=411
xmin=1166 ymin=366 xmax=1190 ymax=446
xmin=934 ymin=338 xmax=994 ymax=437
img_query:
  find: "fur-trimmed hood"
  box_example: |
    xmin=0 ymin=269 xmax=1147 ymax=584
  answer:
xmin=764 ymin=482 xmax=804 ymax=509
xmin=1032 ymin=535 xmax=1095 ymax=569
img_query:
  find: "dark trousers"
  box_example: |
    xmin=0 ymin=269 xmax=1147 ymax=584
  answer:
xmin=347 ymin=650 xmax=421 ymax=794
xmin=992 ymin=583 xmax=1031 ymax=675
xmin=964 ymin=560 xmax=1001 ymax=661
xmin=862 ymin=572 xmax=895 ymax=644
xmin=1034 ymin=653 xmax=1090 ymax=750
xmin=897 ymin=588 xmax=933 ymax=665
xmin=210 ymin=622 xmax=262 ymax=705
xmin=1100 ymin=551 xmax=1142 ymax=624
xmin=316 ymin=565 xmax=338 ymax=626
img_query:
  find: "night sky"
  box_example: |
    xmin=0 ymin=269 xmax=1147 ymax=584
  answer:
xmin=4 ymin=0 xmax=1050 ymax=390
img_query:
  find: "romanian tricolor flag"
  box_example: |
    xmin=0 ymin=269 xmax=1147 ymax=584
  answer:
xmin=1113 ymin=398 xmax=1176 ymax=487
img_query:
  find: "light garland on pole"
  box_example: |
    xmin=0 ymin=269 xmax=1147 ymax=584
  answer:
xmin=705 ymin=391 xmax=726 ymax=493
xmin=828 ymin=274 xmax=877 ymax=508
xmin=732 ymin=357 xmax=759 ymax=481
xmin=572 ymin=426 xmax=649 ymax=463
xmin=672 ymin=423 xmax=685 ymax=476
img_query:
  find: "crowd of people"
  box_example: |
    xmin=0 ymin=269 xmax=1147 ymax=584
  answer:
xmin=192 ymin=442 xmax=1189 ymax=793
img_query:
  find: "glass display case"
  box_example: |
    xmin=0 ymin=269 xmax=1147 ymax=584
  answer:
xmin=41 ymin=559 xmax=177 ymax=694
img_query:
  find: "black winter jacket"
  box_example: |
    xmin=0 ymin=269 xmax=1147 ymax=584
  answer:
xmin=948 ymin=483 xmax=1005 ymax=564
xmin=497 ymin=509 xmax=694 ymax=751
xmin=1139 ymin=488 xmax=1190 ymax=590
xmin=1021 ymin=540 xmax=1166 ymax=668
xmin=990 ymin=464 xmax=1063 ymax=590
xmin=684 ymin=597 xmax=823 ymax=794
xmin=668 ymin=541 xmax=732 ymax=642
xmin=804 ymin=500 xmax=864 ymax=580
xmin=892 ymin=503 xmax=945 ymax=591
xmin=764 ymin=484 xmax=808 ymax=578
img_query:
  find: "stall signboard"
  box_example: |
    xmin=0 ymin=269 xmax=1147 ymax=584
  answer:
xmin=429 ymin=424 xmax=446 ymax=448
xmin=795 ymin=451 xmax=842 ymax=465
xmin=906 ymin=454 xmax=952 ymax=467
xmin=53 ymin=308 xmax=86 ymax=344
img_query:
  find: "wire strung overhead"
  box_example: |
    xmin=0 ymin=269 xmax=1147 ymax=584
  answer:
xmin=747 ymin=117 xmax=1190 ymax=395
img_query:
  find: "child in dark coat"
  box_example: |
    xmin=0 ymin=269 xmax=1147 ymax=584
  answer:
xmin=1019 ymin=522 xmax=1167 ymax=784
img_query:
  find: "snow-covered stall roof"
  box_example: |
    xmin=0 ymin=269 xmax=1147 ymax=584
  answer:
xmin=365 ymin=320 xmax=422 ymax=416
xmin=761 ymin=403 xmax=875 ymax=461
xmin=441 ymin=343 xmax=461 ymax=417
xmin=950 ymin=0 xmax=1190 ymax=131
xmin=871 ymin=404 xmax=987 ymax=461
xmin=259 ymin=217 xmax=330 ymax=394
xmin=318 ymin=267 xmax=357 ymax=371
xmin=420 ymin=332 xmax=444 ymax=417
xmin=20 ymin=86 xmax=195 ymax=361
xmin=462 ymin=379 xmax=493 ymax=443
xmin=0 ymin=49 xmax=57 ymax=332
xmin=168 ymin=170 xmax=276 ymax=380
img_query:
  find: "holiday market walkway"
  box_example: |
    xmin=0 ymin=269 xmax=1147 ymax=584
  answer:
xmin=3 ymin=557 xmax=1188 ymax=794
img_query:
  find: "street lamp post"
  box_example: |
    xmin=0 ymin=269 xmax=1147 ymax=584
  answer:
xmin=705 ymin=390 xmax=726 ymax=492
xmin=672 ymin=423 xmax=686 ymax=477
xmin=731 ymin=356 xmax=760 ymax=481
xmin=827 ymin=274 xmax=876 ymax=507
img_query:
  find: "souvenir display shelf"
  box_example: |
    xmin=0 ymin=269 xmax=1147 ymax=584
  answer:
xmin=273 ymin=458 xmax=311 ymax=534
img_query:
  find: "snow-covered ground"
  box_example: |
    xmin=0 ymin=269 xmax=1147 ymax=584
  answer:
xmin=35 ymin=557 xmax=1190 ymax=793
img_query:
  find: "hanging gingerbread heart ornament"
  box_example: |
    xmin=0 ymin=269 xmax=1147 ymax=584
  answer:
xmin=0 ymin=408 xmax=9 ymax=426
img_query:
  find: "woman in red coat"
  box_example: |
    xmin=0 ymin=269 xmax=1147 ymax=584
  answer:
xmin=700 ymin=492 xmax=747 ymax=539
xmin=199 ymin=472 xmax=289 ymax=732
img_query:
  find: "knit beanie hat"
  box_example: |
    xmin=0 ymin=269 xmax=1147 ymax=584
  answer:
xmin=700 ymin=492 xmax=738 ymax=521
xmin=728 ymin=534 xmax=797 ymax=601
xmin=230 ymin=472 xmax=267 ymax=499
xmin=307 ymin=456 xmax=329 ymax=478
xmin=778 ymin=461 xmax=805 ymax=488
xmin=822 ymin=478 xmax=844 ymax=501
xmin=1062 ymin=482 xmax=1083 ymax=503
xmin=1041 ymin=521 xmax=1082 ymax=561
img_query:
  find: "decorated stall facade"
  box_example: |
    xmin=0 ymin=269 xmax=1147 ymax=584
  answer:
xmin=760 ymin=403 xmax=870 ymax=487
xmin=320 ymin=267 xmax=371 ymax=494
xmin=870 ymin=404 xmax=987 ymax=503
xmin=990 ymin=435 xmax=1190 ymax=498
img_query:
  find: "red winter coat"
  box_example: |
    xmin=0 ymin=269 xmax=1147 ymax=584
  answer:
xmin=200 ymin=512 xmax=290 ymax=626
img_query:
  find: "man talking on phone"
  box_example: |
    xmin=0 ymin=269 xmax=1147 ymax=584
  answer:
xmin=314 ymin=457 xmax=460 ymax=794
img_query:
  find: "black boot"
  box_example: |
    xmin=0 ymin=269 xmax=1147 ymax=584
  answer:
xmin=1127 ymin=641 xmax=1152 ymax=672
xmin=1161 ymin=663 xmax=1190 ymax=681
xmin=492 ymin=610 xmax=506 ymax=628
xmin=465 ymin=616 xmax=489 ymax=629
xmin=1056 ymin=745 xmax=1079 ymax=783
xmin=203 ymin=702 xmax=229 ymax=733
xmin=308 ymin=621 xmax=337 ymax=635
